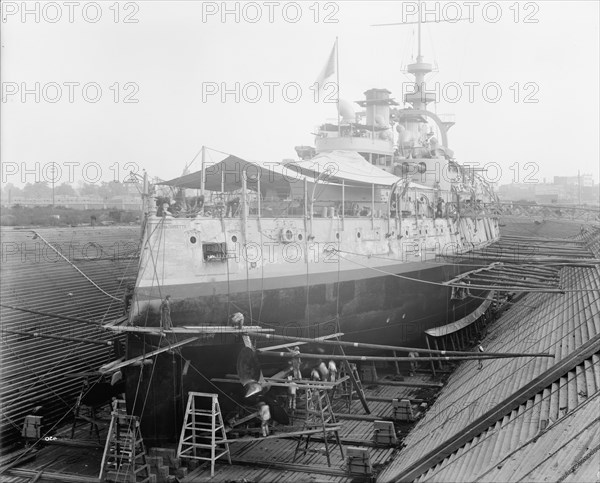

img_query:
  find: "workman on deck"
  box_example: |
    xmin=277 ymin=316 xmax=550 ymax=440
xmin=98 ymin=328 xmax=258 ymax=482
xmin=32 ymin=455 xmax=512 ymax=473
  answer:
xmin=288 ymin=346 xmax=302 ymax=379
xmin=160 ymin=295 xmax=173 ymax=329
xmin=317 ymin=362 xmax=329 ymax=381
xmin=287 ymin=375 xmax=298 ymax=411
xmin=328 ymin=361 xmax=337 ymax=382
xmin=311 ymin=367 xmax=321 ymax=381
xmin=225 ymin=197 xmax=240 ymax=217
xmin=231 ymin=312 xmax=244 ymax=330
xmin=258 ymin=401 xmax=271 ymax=437
xmin=123 ymin=284 xmax=134 ymax=315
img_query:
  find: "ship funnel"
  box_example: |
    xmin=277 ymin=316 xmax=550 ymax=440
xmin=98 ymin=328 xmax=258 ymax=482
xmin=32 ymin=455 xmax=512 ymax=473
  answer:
xmin=364 ymin=88 xmax=392 ymax=127
xmin=338 ymin=98 xmax=356 ymax=123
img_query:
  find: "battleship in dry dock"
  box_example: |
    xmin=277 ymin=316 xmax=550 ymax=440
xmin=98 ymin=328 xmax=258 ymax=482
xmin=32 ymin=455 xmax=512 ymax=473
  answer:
xmin=123 ymin=41 xmax=500 ymax=443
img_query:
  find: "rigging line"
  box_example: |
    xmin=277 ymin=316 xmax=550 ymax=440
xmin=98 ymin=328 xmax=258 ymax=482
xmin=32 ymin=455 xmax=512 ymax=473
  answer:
xmin=305 ymin=226 xmax=311 ymax=339
xmin=133 ymin=218 xmax=165 ymax=316
xmin=226 ymin=229 xmax=232 ymax=320
xmin=335 ymin=216 xmax=342 ymax=334
xmin=139 ymin=333 xmax=163 ymax=424
xmin=335 ymin=249 xmax=595 ymax=293
xmin=257 ymin=221 xmax=266 ymax=324
xmin=101 ymin=250 xmax=140 ymax=323
xmin=142 ymin=218 xmax=168 ymax=317
xmin=124 ymin=234 xmax=170 ymax=436
xmin=242 ymin=216 xmax=253 ymax=325
xmin=30 ymin=230 xmax=121 ymax=302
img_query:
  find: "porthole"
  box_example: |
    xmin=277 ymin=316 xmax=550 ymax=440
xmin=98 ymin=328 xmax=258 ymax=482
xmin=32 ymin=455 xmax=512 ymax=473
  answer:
xmin=190 ymin=236 xmax=197 ymax=244
xmin=231 ymin=235 xmax=238 ymax=243
xmin=336 ymin=232 xmax=340 ymax=239
xmin=298 ymin=234 xmax=303 ymax=241
xmin=357 ymin=232 xmax=361 ymax=239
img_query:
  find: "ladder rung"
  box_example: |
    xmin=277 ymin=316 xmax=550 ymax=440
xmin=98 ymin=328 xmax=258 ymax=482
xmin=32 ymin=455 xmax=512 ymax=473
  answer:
xmin=180 ymin=450 xmax=230 ymax=462
xmin=180 ymin=442 xmax=228 ymax=450
xmin=184 ymin=425 xmax=216 ymax=431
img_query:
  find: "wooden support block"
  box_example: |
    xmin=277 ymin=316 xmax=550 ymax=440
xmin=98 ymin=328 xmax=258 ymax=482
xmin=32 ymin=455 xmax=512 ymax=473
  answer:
xmin=155 ymin=465 xmax=169 ymax=483
xmin=346 ymin=446 xmax=373 ymax=475
xmin=392 ymin=399 xmax=415 ymax=422
xmin=373 ymin=420 xmax=397 ymax=445
xmin=21 ymin=415 xmax=42 ymax=439
xmin=147 ymin=456 xmax=163 ymax=468
xmin=360 ymin=364 xmax=378 ymax=383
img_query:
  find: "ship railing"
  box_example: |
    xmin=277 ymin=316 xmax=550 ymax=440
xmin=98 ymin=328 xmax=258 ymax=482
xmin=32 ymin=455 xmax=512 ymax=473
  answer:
xmin=152 ymin=192 xmax=498 ymax=221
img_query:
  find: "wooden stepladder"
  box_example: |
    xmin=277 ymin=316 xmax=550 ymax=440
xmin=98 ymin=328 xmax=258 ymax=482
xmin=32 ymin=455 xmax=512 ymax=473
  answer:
xmin=293 ymin=387 xmax=345 ymax=467
xmin=177 ymin=392 xmax=232 ymax=477
xmin=99 ymin=401 xmax=151 ymax=483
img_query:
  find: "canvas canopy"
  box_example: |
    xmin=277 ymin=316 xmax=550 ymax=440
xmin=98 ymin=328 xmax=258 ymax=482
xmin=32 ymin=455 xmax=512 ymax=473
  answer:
xmin=159 ymin=152 xmax=435 ymax=193
xmin=288 ymin=151 xmax=401 ymax=187
xmin=158 ymin=155 xmax=312 ymax=193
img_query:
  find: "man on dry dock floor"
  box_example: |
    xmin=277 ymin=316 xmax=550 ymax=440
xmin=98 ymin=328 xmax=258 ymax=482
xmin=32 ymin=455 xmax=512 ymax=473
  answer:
xmin=477 ymin=341 xmax=485 ymax=370
xmin=408 ymin=351 xmax=419 ymax=376
xmin=160 ymin=295 xmax=173 ymax=330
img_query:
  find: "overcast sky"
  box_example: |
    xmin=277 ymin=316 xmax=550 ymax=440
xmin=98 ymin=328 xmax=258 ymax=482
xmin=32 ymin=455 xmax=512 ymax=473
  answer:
xmin=2 ymin=0 xmax=599 ymax=189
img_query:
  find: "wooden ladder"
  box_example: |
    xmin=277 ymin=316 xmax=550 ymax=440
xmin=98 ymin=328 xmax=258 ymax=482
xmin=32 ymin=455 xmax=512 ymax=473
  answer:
xmin=99 ymin=401 xmax=151 ymax=483
xmin=293 ymin=388 xmax=345 ymax=466
xmin=177 ymin=392 xmax=232 ymax=477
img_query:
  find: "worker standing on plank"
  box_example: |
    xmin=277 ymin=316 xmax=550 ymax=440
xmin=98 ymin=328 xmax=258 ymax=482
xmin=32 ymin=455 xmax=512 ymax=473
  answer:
xmin=288 ymin=346 xmax=302 ymax=379
xmin=287 ymin=375 xmax=297 ymax=411
xmin=160 ymin=295 xmax=173 ymax=329
xmin=258 ymin=401 xmax=271 ymax=437
xmin=311 ymin=367 xmax=321 ymax=381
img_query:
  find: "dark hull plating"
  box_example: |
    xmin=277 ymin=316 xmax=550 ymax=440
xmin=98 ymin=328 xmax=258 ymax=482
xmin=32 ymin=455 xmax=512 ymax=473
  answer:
xmin=126 ymin=262 xmax=483 ymax=444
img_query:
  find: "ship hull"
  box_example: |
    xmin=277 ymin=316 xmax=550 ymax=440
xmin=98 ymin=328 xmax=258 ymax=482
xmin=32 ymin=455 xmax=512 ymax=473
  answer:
xmin=125 ymin=261 xmax=486 ymax=445
xmin=131 ymin=261 xmax=481 ymax=347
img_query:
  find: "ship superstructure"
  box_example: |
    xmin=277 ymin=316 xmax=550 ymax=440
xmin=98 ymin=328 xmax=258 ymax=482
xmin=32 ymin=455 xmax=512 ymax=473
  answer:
xmin=129 ymin=48 xmax=499 ymax=346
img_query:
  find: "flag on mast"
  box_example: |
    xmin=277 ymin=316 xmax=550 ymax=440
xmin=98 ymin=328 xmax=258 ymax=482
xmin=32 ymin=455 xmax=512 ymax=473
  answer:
xmin=315 ymin=39 xmax=337 ymax=92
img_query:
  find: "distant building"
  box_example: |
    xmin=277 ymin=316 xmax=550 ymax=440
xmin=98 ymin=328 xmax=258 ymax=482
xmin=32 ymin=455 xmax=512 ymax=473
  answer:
xmin=498 ymin=174 xmax=598 ymax=205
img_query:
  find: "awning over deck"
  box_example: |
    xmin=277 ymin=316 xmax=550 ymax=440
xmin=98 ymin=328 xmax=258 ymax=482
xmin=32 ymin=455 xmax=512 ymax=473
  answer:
xmin=289 ymin=150 xmax=400 ymax=187
xmin=158 ymin=155 xmax=309 ymax=193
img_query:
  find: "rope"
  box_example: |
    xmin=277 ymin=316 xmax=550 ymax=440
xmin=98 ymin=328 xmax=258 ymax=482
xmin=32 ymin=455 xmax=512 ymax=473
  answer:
xmin=334 ymin=248 xmax=597 ymax=294
xmin=31 ymin=230 xmax=121 ymax=302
